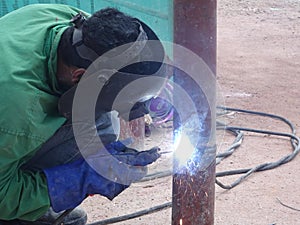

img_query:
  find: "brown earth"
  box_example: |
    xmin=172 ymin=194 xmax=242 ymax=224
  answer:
xmin=82 ymin=0 xmax=300 ymax=224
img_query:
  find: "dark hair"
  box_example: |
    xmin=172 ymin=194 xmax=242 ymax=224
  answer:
xmin=83 ymin=8 xmax=140 ymax=56
xmin=59 ymin=8 xmax=139 ymax=68
xmin=58 ymin=7 xmax=163 ymax=75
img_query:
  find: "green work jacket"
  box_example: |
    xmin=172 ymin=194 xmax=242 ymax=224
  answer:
xmin=0 ymin=4 xmax=84 ymax=220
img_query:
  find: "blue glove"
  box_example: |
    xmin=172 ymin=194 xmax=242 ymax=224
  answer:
xmin=43 ymin=141 xmax=160 ymax=212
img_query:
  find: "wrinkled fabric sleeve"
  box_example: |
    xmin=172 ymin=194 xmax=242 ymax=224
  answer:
xmin=0 ymin=134 xmax=50 ymax=220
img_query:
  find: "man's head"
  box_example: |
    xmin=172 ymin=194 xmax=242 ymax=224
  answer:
xmin=57 ymin=8 xmax=140 ymax=90
xmin=57 ymin=7 xmax=168 ymax=120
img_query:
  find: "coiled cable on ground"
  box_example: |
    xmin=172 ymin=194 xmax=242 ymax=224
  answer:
xmin=215 ymin=106 xmax=299 ymax=189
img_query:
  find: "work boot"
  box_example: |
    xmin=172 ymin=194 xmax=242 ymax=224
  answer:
xmin=0 ymin=207 xmax=87 ymax=225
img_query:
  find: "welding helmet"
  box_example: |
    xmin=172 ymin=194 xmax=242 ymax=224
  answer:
xmin=58 ymin=12 xmax=170 ymax=121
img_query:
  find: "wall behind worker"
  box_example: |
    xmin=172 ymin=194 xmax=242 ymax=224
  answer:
xmin=0 ymin=0 xmax=173 ymax=44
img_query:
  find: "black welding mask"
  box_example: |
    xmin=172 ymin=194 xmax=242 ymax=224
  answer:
xmin=58 ymin=13 xmax=169 ymax=121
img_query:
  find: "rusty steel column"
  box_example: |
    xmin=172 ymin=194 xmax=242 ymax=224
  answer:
xmin=172 ymin=0 xmax=216 ymax=225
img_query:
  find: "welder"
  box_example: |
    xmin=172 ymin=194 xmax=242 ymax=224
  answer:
xmin=0 ymin=4 xmax=168 ymax=224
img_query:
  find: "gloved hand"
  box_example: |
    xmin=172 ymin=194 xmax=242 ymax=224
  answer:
xmin=104 ymin=141 xmax=161 ymax=166
xmin=43 ymin=141 xmax=160 ymax=212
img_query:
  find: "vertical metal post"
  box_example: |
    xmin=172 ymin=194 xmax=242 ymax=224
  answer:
xmin=172 ymin=0 xmax=216 ymax=225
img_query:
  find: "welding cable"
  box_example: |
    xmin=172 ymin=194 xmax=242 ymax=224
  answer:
xmin=217 ymin=106 xmax=298 ymax=146
xmin=215 ymin=106 xmax=300 ymax=189
xmin=215 ymin=121 xmax=244 ymax=164
xmin=87 ymin=202 xmax=172 ymax=225
xmin=215 ymin=128 xmax=299 ymax=189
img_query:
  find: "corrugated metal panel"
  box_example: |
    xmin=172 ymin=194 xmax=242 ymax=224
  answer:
xmin=95 ymin=0 xmax=172 ymax=42
xmin=0 ymin=0 xmax=91 ymax=16
xmin=0 ymin=0 xmax=172 ymax=43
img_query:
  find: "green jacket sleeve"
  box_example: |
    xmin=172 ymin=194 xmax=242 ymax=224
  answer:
xmin=0 ymin=4 xmax=88 ymax=220
xmin=0 ymin=151 xmax=50 ymax=220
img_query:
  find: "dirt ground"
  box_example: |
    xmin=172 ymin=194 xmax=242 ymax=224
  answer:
xmin=81 ymin=0 xmax=300 ymax=224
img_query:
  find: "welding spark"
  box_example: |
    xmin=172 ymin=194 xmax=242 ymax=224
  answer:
xmin=173 ymin=133 xmax=195 ymax=171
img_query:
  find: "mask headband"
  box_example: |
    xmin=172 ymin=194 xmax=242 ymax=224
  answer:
xmin=70 ymin=12 xmax=148 ymax=64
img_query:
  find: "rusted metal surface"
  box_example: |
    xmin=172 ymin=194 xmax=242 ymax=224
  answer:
xmin=173 ymin=0 xmax=216 ymax=74
xmin=172 ymin=161 xmax=216 ymax=225
xmin=172 ymin=0 xmax=217 ymax=224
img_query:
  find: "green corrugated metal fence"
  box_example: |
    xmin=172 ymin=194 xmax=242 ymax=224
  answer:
xmin=0 ymin=0 xmax=173 ymax=43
